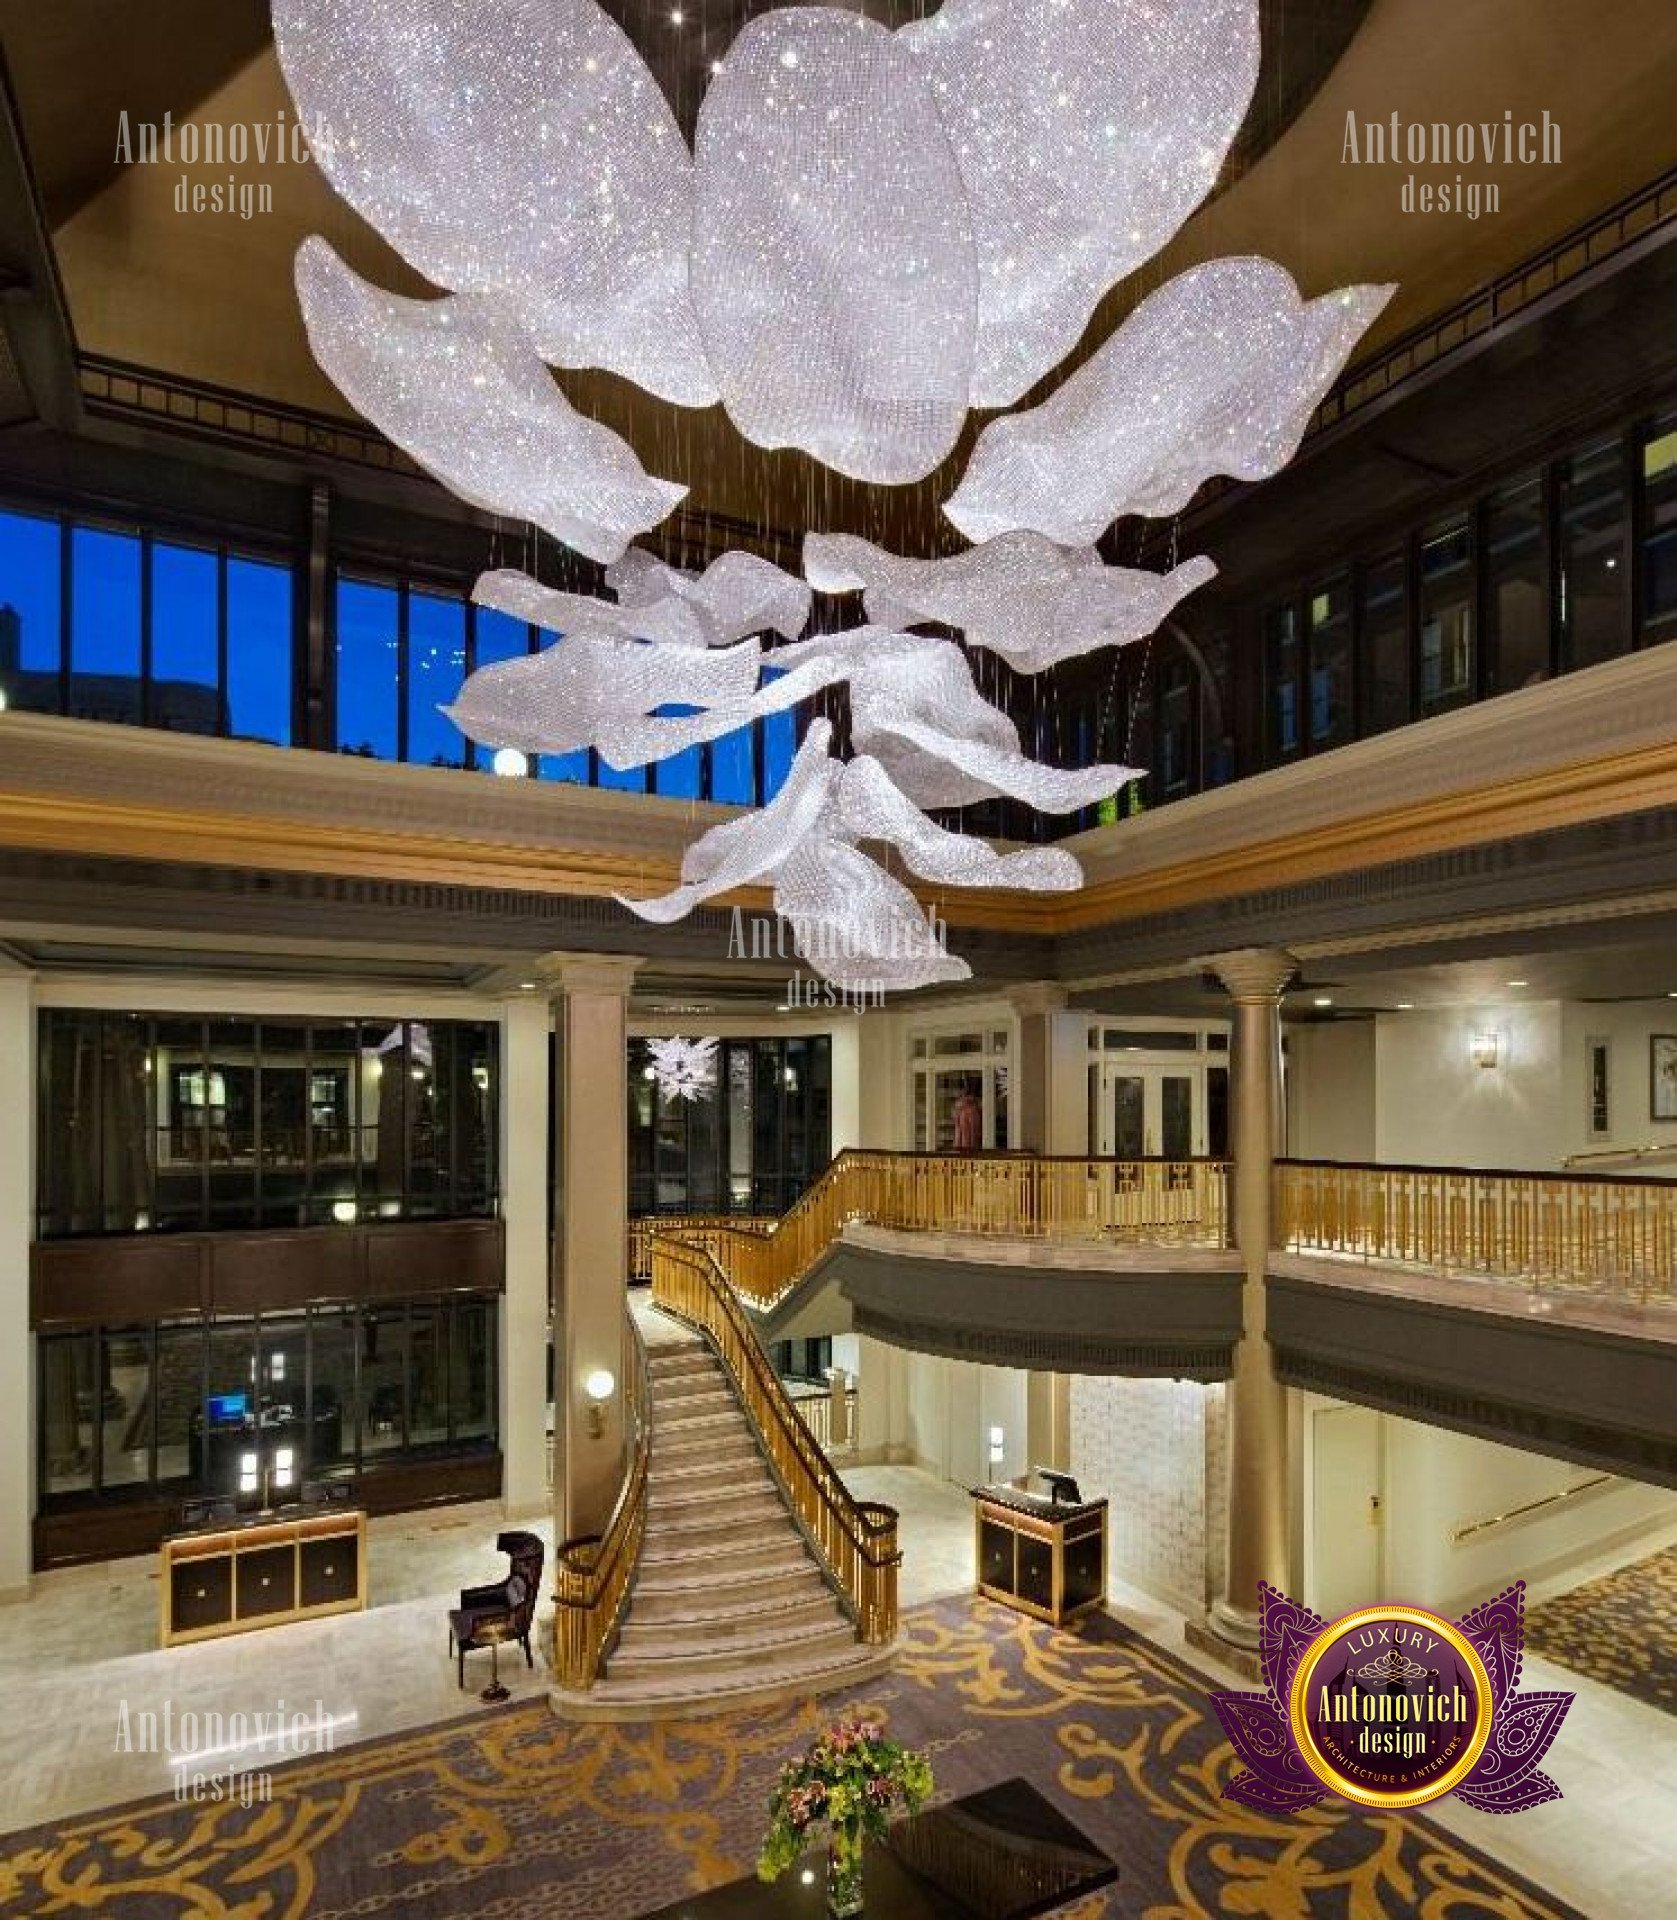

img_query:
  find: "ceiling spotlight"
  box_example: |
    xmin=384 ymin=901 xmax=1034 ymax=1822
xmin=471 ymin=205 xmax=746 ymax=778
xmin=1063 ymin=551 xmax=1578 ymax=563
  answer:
xmin=669 ymin=8 xmax=684 ymax=24
xmin=1505 ymin=979 xmax=1528 ymax=988
xmin=1312 ymin=996 xmax=1332 ymax=1009
xmin=1396 ymin=1001 xmax=1414 ymax=1011
xmin=519 ymin=980 xmax=537 ymax=991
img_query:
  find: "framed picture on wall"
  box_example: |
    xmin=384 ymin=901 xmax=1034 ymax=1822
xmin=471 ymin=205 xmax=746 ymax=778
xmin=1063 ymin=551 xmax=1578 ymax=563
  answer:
xmin=1587 ymin=1036 xmax=1610 ymax=1138
xmin=1652 ymin=1035 xmax=1677 ymax=1121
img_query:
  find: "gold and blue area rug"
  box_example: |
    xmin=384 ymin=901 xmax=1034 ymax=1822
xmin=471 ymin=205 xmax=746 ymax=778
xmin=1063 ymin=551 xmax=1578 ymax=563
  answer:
xmin=1526 ymin=1544 xmax=1677 ymax=1718
xmin=0 ymin=1597 xmax=1581 ymax=1918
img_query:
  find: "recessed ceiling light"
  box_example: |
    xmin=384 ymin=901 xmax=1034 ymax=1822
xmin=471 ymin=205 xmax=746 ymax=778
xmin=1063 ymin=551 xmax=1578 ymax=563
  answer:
xmin=710 ymin=58 xmax=724 ymax=74
xmin=669 ymin=8 xmax=684 ymax=23
xmin=1312 ymin=996 xmax=1332 ymax=1008
xmin=1396 ymin=1001 xmax=1414 ymax=1010
xmin=1506 ymin=979 xmax=1528 ymax=988
xmin=518 ymin=981 xmax=536 ymax=991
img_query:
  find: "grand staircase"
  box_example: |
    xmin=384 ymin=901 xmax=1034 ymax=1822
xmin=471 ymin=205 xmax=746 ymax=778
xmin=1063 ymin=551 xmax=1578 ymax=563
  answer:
xmin=550 ymin=1313 xmax=895 ymax=1721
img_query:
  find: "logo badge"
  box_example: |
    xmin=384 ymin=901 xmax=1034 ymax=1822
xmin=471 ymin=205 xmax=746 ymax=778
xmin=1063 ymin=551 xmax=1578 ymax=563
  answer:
xmin=1210 ymin=1581 xmax=1572 ymax=1814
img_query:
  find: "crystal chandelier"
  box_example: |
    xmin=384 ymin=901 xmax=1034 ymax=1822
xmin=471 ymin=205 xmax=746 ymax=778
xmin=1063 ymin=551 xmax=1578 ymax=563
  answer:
xmin=644 ymin=1036 xmax=719 ymax=1103
xmin=276 ymin=0 xmax=1393 ymax=993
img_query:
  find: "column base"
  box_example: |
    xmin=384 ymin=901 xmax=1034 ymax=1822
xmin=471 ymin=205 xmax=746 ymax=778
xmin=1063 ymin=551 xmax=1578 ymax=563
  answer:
xmin=1184 ymin=1613 xmax=1264 ymax=1683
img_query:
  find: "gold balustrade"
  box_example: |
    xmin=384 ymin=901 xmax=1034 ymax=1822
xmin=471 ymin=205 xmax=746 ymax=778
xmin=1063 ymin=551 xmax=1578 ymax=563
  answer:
xmin=650 ymin=1234 xmax=900 ymax=1645
xmin=1276 ymin=1159 xmax=1677 ymax=1301
xmin=633 ymin=1149 xmax=1230 ymax=1309
xmin=627 ymin=1212 xmax=773 ymax=1282
xmin=550 ymin=1305 xmax=651 ymax=1690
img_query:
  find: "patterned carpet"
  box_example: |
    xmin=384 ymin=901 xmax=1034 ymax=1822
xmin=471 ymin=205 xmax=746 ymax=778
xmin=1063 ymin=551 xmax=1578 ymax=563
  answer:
xmin=0 ymin=1596 xmax=1582 ymax=1919
xmin=1526 ymin=1544 xmax=1677 ymax=1717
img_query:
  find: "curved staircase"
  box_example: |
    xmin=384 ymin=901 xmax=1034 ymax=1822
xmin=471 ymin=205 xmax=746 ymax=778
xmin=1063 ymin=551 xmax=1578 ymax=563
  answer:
xmin=550 ymin=1314 xmax=895 ymax=1721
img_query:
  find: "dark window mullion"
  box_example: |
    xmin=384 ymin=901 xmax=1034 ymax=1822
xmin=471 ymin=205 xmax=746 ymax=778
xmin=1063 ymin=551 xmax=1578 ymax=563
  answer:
xmin=139 ymin=531 xmax=155 ymax=728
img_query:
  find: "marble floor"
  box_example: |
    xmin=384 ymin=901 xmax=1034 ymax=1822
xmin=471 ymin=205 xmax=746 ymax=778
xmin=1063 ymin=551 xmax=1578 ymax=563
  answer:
xmin=1 ymin=1473 xmax=1671 ymax=1918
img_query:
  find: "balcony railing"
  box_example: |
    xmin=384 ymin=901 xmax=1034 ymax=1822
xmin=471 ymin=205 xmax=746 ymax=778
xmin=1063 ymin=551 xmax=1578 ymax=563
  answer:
xmin=633 ymin=1149 xmax=1232 ymax=1309
xmin=1276 ymin=1159 xmax=1677 ymax=1303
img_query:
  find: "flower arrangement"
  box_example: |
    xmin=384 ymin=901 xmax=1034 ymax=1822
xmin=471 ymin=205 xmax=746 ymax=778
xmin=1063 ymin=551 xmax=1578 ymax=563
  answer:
xmin=757 ymin=1718 xmax=934 ymax=1914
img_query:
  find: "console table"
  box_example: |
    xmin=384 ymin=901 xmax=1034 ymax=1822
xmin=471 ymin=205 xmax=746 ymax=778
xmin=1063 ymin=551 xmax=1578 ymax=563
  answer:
xmin=160 ymin=1507 xmax=367 ymax=1646
xmin=973 ymin=1484 xmax=1107 ymax=1627
xmin=638 ymin=1777 xmax=1116 ymax=1918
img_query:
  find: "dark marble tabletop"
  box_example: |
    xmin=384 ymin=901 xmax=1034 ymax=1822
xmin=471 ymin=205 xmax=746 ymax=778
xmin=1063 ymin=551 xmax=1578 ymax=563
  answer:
xmin=635 ymin=1776 xmax=1117 ymax=1919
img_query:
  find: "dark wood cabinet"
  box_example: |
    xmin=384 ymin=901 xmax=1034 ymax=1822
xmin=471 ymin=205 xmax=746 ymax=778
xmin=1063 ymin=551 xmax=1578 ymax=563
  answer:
xmin=972 ymin=1485 xmax=1107 ymax=1627
xmin=160 ymin=1510 xmax=366 ymax=1646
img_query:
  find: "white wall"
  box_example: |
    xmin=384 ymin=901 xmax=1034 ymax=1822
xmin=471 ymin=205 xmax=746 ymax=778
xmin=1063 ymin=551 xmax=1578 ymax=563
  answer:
xmin=1308 ymin=1405 xmax=1677 ymax=1618
xmin=1287 ymin=1021 xmax=1376 ymax=1161
xmin=1069 ymin=1375 xmax=1225 ymax=1613
xmin=1373 ymin=1001 xmax=1565 ymax=1169
xmin=1559 ymin=999 xmax=1677 ymax=1163
xmin=853 ymin=1341 xmax=1029 ymax=1486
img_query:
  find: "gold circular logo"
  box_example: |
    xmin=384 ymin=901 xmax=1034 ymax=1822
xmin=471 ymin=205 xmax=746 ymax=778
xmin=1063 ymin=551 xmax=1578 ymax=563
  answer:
xmin=1287 ymin=1604 xmax=1494 ymax=1809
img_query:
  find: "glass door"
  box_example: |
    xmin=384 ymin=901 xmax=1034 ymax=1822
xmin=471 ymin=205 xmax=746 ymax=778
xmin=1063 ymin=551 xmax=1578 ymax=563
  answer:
xmin=1095 ymin=1064 xmax=1202 ymax=1158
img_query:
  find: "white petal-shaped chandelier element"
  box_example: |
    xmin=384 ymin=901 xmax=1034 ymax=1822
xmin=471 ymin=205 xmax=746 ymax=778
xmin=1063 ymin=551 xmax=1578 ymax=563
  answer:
xmin=901 ymin=0 xmax=1259 ymax=408
xmin=606 ymin=548 xmax=813 ymax=645
xmin=781 ymin=628 xmax=1136 ymax=812
xmin=272 ymin=0 xmax=716 ymax=405
xmin=618 ymin=720 xmax=843 ymax=924
xmin=474 ymin=568 xmax=710 ymax=650
xmin=295 ymin=239 xmax=685 ymax=564
xmin=774 ymin=835 xmax=971 ymax=991
xmin=837 ymin=757 xmax=1083 ymax=892
xmin=442 ymin=628 xmax=761 ymax=763
xmin=947 ymin=258 xmax=1395 ymax=545
xmin=691 ymin=9 xmax=976 ymax=483
xmin=805 ymin=530 xmax=1217 ymax=673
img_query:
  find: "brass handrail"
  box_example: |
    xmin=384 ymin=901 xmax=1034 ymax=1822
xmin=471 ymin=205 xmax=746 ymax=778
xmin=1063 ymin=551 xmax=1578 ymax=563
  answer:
xmin=627 ymin=1211 xmax=774 ymax=1282
xmin=1276 ymin=1159 xmax=1677 ymax=1302
xmin=638 ymin=1148 xmax=1231 ymax=1309
xmin=550 ymin=1304 xmax=651 ymax=1690
xmin=1448 ymin=1473 xmax=1613 ymax=1548
xmin=650 ymin=1233 xmax=899 ymax=1645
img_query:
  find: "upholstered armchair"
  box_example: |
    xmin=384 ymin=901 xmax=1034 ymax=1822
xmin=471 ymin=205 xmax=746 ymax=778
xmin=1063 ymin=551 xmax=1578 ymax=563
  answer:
xmin=447 ymin=1529 xmax=544 ymax=1688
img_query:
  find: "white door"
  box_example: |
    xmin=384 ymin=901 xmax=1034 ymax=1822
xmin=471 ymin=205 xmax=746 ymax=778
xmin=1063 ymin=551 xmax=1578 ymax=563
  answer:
xmin=1095 ymin=1063 xmax=1202 ymax=1159
xmin=1310 ymin=1404 xmax=1385 ymax=1617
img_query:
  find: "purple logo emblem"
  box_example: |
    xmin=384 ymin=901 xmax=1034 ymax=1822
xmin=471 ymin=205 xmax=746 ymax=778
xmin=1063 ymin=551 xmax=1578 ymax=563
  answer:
xmin=1209 ymin=1581 xmax=1572 ymax=1813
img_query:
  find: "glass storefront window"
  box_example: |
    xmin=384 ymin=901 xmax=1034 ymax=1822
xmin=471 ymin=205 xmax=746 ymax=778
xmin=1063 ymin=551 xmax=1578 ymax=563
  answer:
xmin=309 ymin=1308 xmax=357 ymax=1475
xmin=69 ymin=527 xmax=143 ymax=726
xmin=39 ymin=1331 xmax=95 ymax=1496
xmin=1264 ymin=603 xmax=1299 ymax=757
xmin=1644 ymin=417 xmax=1677 ymax=645
xmin=225 ymin=555 xmax=294 ymax=745
xmin=1307 ymin=578 xmax=1352 ymax=748
xmin=150 ymin=542 xmax=220 ymax=734
xmin=1419 ymin=519 xmax=1474 ymax=713
xmin=1485 ymin=477 xmax=1548 ymax=693
xmin=361 ymin=1307 xmax=407 ymax=1457
xmin=1358 ymin=553 xmax=1409 ymax=735
xmin=155 ymin=1323 xmax=203 ymax=1489
xmin=335 ymin=577 xmax=400 ymax=759
xmin=407 ymin=589 xmax=467 ymax=769
xmin=0 ymin=508 xmax=63 ymax=714
xmin=1559 ymin=439 xmax=1629 ymax=670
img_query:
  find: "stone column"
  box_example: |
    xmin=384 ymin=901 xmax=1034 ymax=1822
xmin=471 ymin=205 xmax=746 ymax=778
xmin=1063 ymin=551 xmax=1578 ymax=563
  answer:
xmin=1004 ymin=983 xmax=1069 ymax=1153
xmin=498 ymin=990 xmax=552 ymax=1519
xmin=550 ymin=955 xmax=642 ymax=1544
xmin=1207 ymin=947 xmax=1297 ymax=1646
xmin=0 ymin=966 xmax=33 ymax=1597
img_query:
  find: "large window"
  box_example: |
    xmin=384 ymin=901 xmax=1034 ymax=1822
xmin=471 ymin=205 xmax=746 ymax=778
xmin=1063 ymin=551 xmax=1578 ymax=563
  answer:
xmin=331 ymin=570 xmax=801 ymax=803
xmin=1418 ymin=518 xmax=1474 ymax=714
xmin=1559 ymin=439 xmax=1629 ymax=671
xmin=628 ymin=1035 xmax=832 ymax=1217
xmin=0 ymin=508 xmax=292 ymax=740
xmin=1485 ymin=477 xmax=1548 ymax=693
xmin=1307 ymin=577 xmax=1352 ymax=748
xmin=1358 ymin=553 xmax=1409 ymax=734
xmin=1644 ymin=416 xmax=1677 ymax=646
xmin=36 ymin=1296 xmax=499 ymax=1509
xmin=37 ymin=1011 xmax=498 ymax=1238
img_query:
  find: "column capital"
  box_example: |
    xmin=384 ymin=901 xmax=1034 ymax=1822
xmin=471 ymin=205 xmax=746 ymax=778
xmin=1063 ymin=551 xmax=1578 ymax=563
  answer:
xmin=1003 ymin=981 xmax=1070 ymax=1018
xmin=540 ymin=951 xmax=645 ymax=999
xmin=1200 ymin=948 xmax=1298 ymax=1005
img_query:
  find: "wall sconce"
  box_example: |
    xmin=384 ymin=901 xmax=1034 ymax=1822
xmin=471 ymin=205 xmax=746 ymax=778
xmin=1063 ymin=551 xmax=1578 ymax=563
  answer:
xmin=988 ymin=1424 xmax=1005 ymax=1470
xmin=583 ymin=1368 xmax=616 ymax=1439
xmin=1470 ymin=1032 xmax=1500 ymax=1070
xmin=331 ymin=1199 xmax=358 ymax=1225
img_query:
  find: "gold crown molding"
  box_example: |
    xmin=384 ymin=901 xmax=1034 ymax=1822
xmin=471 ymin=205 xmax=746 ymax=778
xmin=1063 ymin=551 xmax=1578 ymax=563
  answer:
xmin=2 ymin=732 xmax=1675 ymax=941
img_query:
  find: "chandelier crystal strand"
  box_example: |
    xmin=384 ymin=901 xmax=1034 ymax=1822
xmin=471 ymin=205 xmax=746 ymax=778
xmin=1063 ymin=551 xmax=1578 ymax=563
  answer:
xmin=946 ymin=257 xmax=1395 ymax=545
xmin=272 ymin=0 xmax=717 ymax=404
xmin=293 ymin=239 xmax=686 ymax=564
xmin=899 ymin=0 xmax=1260 ymax=408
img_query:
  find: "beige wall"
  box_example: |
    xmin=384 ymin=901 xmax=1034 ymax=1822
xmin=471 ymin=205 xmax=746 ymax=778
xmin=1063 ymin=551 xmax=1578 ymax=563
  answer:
xmin=1286 ymin=1020 xmax=1376 ymax=1161
xmin=0 ymin=972 xmax=33 ymax=1596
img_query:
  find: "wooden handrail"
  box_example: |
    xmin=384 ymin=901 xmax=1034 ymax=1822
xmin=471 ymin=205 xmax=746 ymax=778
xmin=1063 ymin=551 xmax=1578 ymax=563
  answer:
xmin=550 ymin=1303 xmax=651 ymax=1690
xmin=650 ymin=1234 xmax=899 ymax=1645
